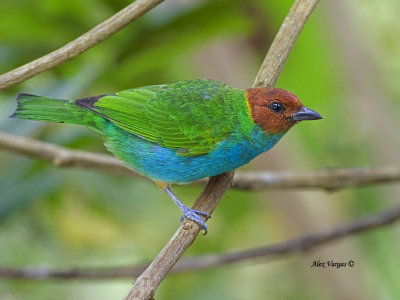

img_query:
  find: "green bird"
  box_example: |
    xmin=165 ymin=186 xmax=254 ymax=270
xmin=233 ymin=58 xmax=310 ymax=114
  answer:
xmin=11 ymin=79 xmax=322 ymax=233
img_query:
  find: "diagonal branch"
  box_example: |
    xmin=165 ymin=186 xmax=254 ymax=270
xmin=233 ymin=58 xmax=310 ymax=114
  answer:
xmin=124 ymin=0 xmax=320 ymax=299
xmin=3 ymin=201 xmax=399 ymax=280
xmin=0 ymin=0 xmax=164 ymax=90
xmin=253 ymin=0 xmax=320 ymax=88
xmin=2 ymin=131 xmax=400 ymax=191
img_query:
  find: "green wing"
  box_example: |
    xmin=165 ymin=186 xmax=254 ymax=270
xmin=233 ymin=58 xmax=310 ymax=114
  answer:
xmin=78 ymin=80 xmax=242 ymax=156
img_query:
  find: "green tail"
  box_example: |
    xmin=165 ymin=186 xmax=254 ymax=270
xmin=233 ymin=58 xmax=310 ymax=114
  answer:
xmin=10 ymin=93 xmax=86 ymax=125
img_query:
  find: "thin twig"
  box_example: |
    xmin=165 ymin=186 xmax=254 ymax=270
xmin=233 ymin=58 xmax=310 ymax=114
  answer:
xmin=0 ymin=131 xmax=137 ymax=177
xmin=232 ymin=167 xmax=400 ymax=191
xmin=0 ymin=0 xmax=164 ymax=90
xmin=1 ymin=131 xmax=400 ymax=191
xmin=124 ymin=0 xmax=320 ymax=299
xmin=2 ymin=202 xmax=399 ymax=280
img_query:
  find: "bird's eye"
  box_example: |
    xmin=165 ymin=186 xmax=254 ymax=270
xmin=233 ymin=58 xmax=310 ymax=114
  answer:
xmin=269 ymin=102 xmax=285 ymax=114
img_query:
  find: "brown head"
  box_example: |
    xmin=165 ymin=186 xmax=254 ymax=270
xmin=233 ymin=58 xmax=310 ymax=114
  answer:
xmin=246 ymin=87 xmax=322 ymax=134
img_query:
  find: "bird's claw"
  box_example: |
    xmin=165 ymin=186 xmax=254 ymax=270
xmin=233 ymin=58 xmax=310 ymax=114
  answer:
xmin=180 ymin=206 xmax=210 ymax=235
xmin=163 ymin=186 xmax=211 ymax=234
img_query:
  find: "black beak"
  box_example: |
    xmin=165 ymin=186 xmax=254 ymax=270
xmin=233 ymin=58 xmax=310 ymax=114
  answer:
xmin=291 ymin=106 xmax=322 ymax=121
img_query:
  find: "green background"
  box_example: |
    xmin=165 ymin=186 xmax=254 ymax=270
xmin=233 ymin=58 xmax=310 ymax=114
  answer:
xmin=1 ymin=0 xmax=400 ymax=299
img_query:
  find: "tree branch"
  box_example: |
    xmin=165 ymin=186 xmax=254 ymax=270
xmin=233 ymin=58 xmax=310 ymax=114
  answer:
xmin=0 ymin=131 xmax=137 ymax=177
xmin=0 ymin=0 xmax=164 ymax=90
xmin=2 ymin=202 xmax=399 ymax=280
xmin=2 ymin=131 xmax=400 ymax=191
xmin=124 ymin=0 xmax=320 ymax=299
xmin=253 ymin=0 xmax=320 ymax=88
xmin=231 ymin=167 xmax=400 ymax=191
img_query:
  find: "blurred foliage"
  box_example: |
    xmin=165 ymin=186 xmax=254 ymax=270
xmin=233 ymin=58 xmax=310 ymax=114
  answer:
xmin=1 ymin=0 xmax=400 ymax=299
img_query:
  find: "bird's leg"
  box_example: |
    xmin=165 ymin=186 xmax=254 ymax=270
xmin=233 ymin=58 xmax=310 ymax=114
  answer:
xmin=164 ymin=186 xmax=211 ymax=234
xmin=155 ymin=181 xmax=211 ymax=234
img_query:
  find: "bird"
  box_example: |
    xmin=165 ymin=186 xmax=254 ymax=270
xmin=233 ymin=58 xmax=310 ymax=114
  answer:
xmin=10 ymin=79 xmax=322 ymax=233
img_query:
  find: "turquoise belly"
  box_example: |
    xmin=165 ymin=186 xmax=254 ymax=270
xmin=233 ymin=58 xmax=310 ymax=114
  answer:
xmin=103 ymin=122 xmax=284 ymax=183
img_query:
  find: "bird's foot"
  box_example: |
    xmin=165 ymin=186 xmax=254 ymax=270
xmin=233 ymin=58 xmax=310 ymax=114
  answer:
xmin=161 ymin=184 xmax=211 ymax=235
xmin=179 ymin=206 xmax=211 ymax=235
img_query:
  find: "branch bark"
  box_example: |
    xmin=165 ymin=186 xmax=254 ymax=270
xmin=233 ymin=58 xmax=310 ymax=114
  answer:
xmin=3 ymin=201 xmax=399 ymax=280
xmin=231 ymin=167 xmax=400 ymax=191
xmin=2 ymin=131 xmax=400 ymax=191
xmin=0 ymin=131 xmax=137 ymax=177
xmin=0 ymin=0 xmax=164 ymax=90
xmin=124 ymin=0 xmax=320 ymax=299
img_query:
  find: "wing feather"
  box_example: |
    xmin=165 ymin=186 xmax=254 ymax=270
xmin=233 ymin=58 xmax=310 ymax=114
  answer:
xmin=75 ymin=80 xmax=241 ymax=156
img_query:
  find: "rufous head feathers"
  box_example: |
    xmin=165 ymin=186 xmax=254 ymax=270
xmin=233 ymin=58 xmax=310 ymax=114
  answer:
xmin=246 ymin=87 xmax=322 ymax=134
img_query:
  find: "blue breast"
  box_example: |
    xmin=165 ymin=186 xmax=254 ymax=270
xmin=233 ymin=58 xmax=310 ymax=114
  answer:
xmin=104 ymin=123 xmax=284 ymax=183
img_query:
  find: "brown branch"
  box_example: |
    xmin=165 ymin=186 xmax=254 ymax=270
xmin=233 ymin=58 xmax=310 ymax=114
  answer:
xmin=124 ymin=0 xmax=320 ymax=299
xmin=2 ymin=202 xmax=399 ymax=280
xmin=2 ymin=131 xmax=400 ymax=191
xmin=0 ymin=0 xmax=164 ymax=90
xmin=125 ymin=172 xmax=234 ymax=299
